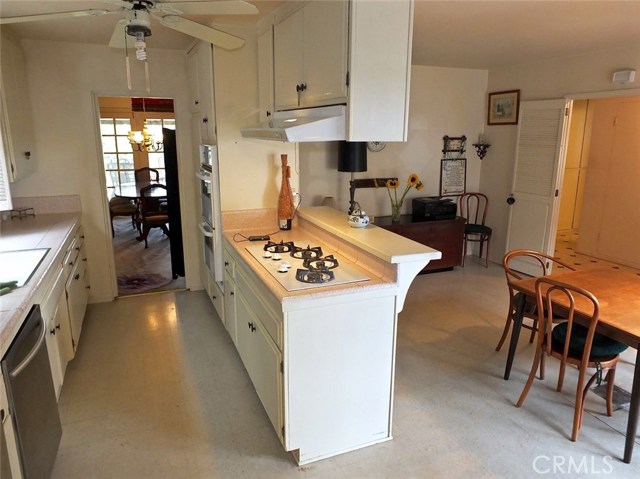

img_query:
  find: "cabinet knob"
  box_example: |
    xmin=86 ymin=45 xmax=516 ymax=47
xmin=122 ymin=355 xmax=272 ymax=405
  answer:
xmin=68 ymin=261 xmax=74 ymax=266
xmin=203 ymin=117 xmax=209 ymax=123
xmin=266 ymin=110 xmax=271 ymax=117
xmin=248 ymin=321 xmax=256 ymax=332
xmin=50 ymin=328 xmax=56 ymax=335
xmin=75 ymin=246 xmax=81 ymax=251
xmin=230 ymin=291 xmax=234 ymax=296
xmin=80 ymin=235 xmax=85 ymax=239
xmin=212 ymin=295 xmax=217 ymax=300
xmin=225 ymin=261 xmax=229 ymax=266
xmin=56 ymin=324 xmax=61 ymax=330
xmin=74 ymin=273 xmax=80 ymax=280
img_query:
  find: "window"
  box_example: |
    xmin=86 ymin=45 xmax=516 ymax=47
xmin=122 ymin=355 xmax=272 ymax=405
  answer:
xmin=100 ymin=118 xmax=134 ymax=197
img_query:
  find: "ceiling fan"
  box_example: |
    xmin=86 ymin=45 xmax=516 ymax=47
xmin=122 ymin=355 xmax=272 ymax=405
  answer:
xmin=0 ymin=0 xmax=259 ymax=51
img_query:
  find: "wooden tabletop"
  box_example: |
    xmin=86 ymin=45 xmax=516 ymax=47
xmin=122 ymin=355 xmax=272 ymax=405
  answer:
xmin=512 ymin=267 xmax=640 ymax=346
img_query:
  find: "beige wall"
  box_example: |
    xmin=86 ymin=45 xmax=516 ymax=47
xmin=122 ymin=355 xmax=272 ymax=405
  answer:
xmin=299 ymin=65 xmax=488 ymax=219
xmin=481 ymin=44 xmax=640 ymax=264
xmin=10 ymin=39 xmax=195 ymax=303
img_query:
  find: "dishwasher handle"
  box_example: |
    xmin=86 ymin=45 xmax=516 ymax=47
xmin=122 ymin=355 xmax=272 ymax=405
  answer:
xmin=9 ymin=314 xmax=46 ymax=380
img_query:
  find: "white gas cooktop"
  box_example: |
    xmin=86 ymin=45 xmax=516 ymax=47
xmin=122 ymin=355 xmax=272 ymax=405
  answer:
xmin=245 ymin=240 xmax=371 ymax=292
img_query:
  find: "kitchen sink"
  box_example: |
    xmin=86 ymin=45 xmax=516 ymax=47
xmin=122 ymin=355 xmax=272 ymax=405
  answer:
xmin=0 ymin=248 xmax=50 ymax=287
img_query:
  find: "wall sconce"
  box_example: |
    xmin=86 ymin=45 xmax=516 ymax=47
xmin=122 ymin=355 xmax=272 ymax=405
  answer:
xmin=472 ymin=135 xmax=491 ymax=159
xmin=338 ymin=141 xmax=368 ymax=214
xmin=128 ymin=120 xmax=162 ymax=152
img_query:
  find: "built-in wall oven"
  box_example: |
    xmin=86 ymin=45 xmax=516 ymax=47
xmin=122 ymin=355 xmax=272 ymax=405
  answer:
xmin=197 ymin=144 xmax=223 ymax=283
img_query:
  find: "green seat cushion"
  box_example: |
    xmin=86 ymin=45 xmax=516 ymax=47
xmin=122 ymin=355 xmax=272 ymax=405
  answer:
xmin=551 ymin=322 xmax=628 ymax=358
xmin=465 ymin=223 xmax=492 ymax=235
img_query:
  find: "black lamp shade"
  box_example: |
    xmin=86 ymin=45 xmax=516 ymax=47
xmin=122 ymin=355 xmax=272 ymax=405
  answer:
xmin=338 ymin=141 xmax=367 ymax=172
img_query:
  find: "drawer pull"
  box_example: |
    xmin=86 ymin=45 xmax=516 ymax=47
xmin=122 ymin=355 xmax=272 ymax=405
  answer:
xmin=68 ymin=261 xmax=74 ymax=266
xmin=225 ymin=261 xmax=229 ymax=266
xmin=248 ymin=321 xmax=256 ymax=332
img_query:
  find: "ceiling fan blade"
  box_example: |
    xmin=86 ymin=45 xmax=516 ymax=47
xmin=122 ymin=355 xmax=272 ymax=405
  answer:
xmin=159 ymin=1 xmax=259 ymax=16
xmin=160 ymin=15 xmax=245 ymax=50
xmin=0 ymin=9 xmax=111 ymax=25
xmin=109 ymin=19 xmax=136 ymax=48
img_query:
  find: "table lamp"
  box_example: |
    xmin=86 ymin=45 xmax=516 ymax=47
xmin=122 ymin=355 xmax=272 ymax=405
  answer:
xmin=338 ymin=141 xmax=367 ymax=214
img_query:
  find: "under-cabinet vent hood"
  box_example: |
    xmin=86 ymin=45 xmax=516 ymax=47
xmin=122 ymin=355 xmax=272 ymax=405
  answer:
xmin=240 ymin=105 xmax=346 ymax=142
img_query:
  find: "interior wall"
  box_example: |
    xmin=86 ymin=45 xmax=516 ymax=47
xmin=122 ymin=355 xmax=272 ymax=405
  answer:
xmin=481 ymin=44 xmax=640 ymax=264
xmin=10 ymin=39 xmax=195 ymax=303
xmin=299 ymin=65 xmax=488 ymax=219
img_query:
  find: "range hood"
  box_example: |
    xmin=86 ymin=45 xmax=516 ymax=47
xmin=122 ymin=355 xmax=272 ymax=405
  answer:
xmin=241 ymin=105 xmax=346 ymax=142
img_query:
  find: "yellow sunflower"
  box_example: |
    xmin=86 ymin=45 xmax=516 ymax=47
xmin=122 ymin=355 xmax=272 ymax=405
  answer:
xmin=386 ymin=179 xmax=399 ymax=189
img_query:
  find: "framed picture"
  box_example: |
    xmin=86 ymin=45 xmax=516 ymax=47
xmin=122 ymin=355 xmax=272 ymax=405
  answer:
xmin=442 ymin=135 xmax=466 ymax=159
xmin=487 ymin=89 xmax=520 ymax=125
xmin=439 ymin=158 xmax=466 ymax=196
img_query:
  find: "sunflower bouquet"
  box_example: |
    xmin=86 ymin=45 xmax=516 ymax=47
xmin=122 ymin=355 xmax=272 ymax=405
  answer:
xmin=386 ymin=173 xmax=424 ymax=222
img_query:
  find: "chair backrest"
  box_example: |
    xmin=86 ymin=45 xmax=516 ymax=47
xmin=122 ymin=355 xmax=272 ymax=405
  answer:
xmin=139 ymin=184 xmax=167 ymax=219
xmin=535 ymin=277 xmax=600 ymax=364
xmin=459 ymin=192 xmax=488 ymax=226
xmin=503 ymin=249 xmax=575 ymax=284
xmin=135 ymin=167 xmax=160 ymax=184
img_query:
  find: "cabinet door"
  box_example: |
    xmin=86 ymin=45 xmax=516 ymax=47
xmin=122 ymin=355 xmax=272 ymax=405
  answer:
xmin=197 ymin=43 xmax=217 ymax=144
xmin=302 ymin=0 xmax=348 ymax=107
xmin=0 ymin=31 xmax=37 ymax=181
xmin=224 ymin=272 xmax=237 ymax=346
xmin=273 ymin=8 xmax=304 ymax=110
xmin=66 ymin=258 xmax=89 ymax=354
xmin=56 ymin=287 xmax=74 ymax=363
xmin=258 ymin=27 xmax=274 ymax=122
xmin=44 ymin=302 xmax=64 ymax=399
xmin=186 ymin=46 xmax=201 ymax=113
xmin=236 ymin=294 xmax=283 ymax=442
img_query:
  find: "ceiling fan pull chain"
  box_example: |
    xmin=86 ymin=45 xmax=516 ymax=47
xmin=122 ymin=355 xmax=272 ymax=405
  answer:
xmin=144 ymin=60 xmax=150 ymax=93
xmin=124 ymin=28 xmax=132 ymax=90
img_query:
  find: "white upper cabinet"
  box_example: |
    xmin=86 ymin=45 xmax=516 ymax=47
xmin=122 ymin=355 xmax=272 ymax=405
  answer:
xmin=0 ymin=29 xmax=37 ymax=182
xmin=186 ymin=42 xmax=217 ymax=144
xmin=268 ymin=0 xmax=413 ymax=142
xmin=273 ymin=1 xmax=348 ymax=111
xmin=258 ymin=27 xmax=275 ymax=122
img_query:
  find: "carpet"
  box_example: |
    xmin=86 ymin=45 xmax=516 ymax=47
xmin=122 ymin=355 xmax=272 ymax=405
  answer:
xmin=112 ymin=217 xmax=177 ymax=296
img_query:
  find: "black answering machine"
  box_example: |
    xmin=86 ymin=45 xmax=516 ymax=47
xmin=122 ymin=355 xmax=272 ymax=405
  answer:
xmin=411 ymin=197 xmax=457 ymax=221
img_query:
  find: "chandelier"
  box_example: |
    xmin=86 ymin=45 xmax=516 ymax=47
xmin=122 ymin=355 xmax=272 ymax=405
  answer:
xmin=128 ymin=121 xmax=162 ymax=152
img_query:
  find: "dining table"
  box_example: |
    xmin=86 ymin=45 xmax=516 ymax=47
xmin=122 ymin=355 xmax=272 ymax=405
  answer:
xmin=113 ymin=182 xmax=166 ymax=200
xmin=504 ymin=267 xmax=640 ymax=463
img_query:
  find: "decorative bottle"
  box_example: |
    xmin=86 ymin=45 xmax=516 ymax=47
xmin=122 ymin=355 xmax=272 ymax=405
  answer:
xmin=278 ymin=154 xmax=295 ymax=230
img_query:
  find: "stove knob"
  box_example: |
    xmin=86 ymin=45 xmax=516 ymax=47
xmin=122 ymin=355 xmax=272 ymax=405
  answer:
xmin=280 ymin=262 xmax=291 ymax=269
xmin=272 ymin=253 xmax=282 ymax=261
xmin=277 ymin=264 xmax=289 ymax=273
xmin=263 ymin=251 xmax=272 ymax=258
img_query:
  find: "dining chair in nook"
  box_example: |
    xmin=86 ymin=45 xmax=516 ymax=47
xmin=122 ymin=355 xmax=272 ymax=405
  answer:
xmin=516 ymin=277 xmax=628 ymax=441
xmin=496 ymin=249 xmax=576 ymax=352
xmin=108 ymin=196 xmax=137 ymax=237
xmin=458 ymin=192 xmax=492 ymax=267
xmin=136 ymin=184 xmax=169 ymax=248
xmin=134 ymin=167 xmax=160 ymax=185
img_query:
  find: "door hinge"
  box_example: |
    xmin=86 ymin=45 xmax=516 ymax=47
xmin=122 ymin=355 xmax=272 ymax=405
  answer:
xmin=565 ymin=107 xmax=570 ymax=116
xmin=555 ymin=189 xmax=559 ymax=197
xmin=281 ymin=426 xmax=285 ymax=439
xmin=72 ymin=338 xmax=76 ymax=348
xmin=346 ymin=71 xmax=350 ymax=87
xmin=280 ymin=361 xmax=284 ymax=373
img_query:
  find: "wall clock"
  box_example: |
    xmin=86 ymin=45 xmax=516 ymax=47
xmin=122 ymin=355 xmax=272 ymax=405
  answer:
xmin=367 ymin=141 xmax=386 ymax=152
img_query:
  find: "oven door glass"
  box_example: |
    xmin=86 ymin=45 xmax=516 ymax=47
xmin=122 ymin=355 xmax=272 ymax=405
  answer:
xmin=198 ymin=220 xmax=215 ymax=278
xmin=197 ymin=169 xmax=213 ymax=226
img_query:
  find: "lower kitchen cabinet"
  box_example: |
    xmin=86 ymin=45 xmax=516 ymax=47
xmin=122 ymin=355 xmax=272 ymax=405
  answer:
xmin=223 ymin=239 xmax=397 ymax=464
xmin=376 ymin=215 xmax=465 ymax=272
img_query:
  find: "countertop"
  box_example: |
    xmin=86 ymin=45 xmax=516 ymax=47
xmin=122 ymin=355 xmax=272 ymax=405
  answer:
xmin=223 ymin=206 xmax=441 ymax=309
xmin=0 ymin=213 xmax=80 ymax=357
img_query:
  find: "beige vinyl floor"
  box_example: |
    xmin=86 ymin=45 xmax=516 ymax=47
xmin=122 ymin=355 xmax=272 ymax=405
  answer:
xmin=51 ymin=258 xmax=639 ymax=479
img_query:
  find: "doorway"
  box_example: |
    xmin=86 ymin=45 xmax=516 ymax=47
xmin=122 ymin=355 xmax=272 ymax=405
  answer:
xmin=555 ymin=94 xmax=640 ymax=271
xmin=99 ymin=96 xmax=185 ymax=296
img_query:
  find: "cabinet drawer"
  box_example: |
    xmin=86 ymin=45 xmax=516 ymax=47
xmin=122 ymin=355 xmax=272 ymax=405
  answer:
xmin=236 ymin=268 xmax=282 ymax=350
xmin=224 ymin=251 xmax=235 ymax=279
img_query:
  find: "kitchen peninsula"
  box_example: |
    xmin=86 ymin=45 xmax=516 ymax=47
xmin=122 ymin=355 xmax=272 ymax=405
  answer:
xmin=222 ymin=206 xmax=440 ymax=464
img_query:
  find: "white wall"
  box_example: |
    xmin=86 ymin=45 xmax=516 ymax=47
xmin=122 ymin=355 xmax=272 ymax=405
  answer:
xmin=482 ymin=44 xmax=640 ymax=264
xmin=299 ymin=65 xmax=488 ymax=219
xmin=10 ymin=39 xmax=196 ymax=303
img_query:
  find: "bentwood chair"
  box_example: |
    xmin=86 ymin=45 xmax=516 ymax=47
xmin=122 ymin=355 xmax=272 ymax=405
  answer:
xmin=516 ymin=277 xmax=628 ymax=441
xmin=136 ymin=184 xmax=169 ymax=248
xmin=458 ymin=192 xmax=492 ymax=267
xmin=496 ymin=249 xmax=576 ymax=352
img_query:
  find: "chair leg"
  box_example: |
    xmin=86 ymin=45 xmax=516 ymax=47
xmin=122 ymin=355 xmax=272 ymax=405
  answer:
xmin=528 ymin=318 xmax=537 ymax=343
xmin=516 ymin=343 xmax=543 ymax=407
xmin=495 ymin=314 xmax=513 ymax=352
xmin=556 ymin=361 xmax=566 ymax=392
xmin=485 ymin=235 xmax=491 ymax=268
xmin=462 ymin=237 xmax=467 ymax=267
xmin=606 ymin=367 xmax=616 ymax=417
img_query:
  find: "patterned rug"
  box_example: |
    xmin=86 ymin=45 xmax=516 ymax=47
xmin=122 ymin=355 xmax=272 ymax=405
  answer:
xmin=112 ymin=217 xmax=179 ymax=295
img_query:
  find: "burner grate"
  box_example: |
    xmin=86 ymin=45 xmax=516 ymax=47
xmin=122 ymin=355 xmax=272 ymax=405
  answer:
xmin=291 ymin=245 xmax=323 ymax=260
xmin=303 ymin=255 xmax=339 ymax=271
xmin=295 ymin=268 xmax=335 ymax=284
xmin=264 ymin=240 xmax=294 ymax=254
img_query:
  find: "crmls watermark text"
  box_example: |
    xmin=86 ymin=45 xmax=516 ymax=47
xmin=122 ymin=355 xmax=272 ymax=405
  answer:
xmin=532 ymin=455 xmax=614 ymax=474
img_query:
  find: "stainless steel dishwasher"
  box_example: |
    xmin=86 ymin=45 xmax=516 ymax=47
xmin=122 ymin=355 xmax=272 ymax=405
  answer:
xmin=2 ymin=304 xmax=62 ymax=478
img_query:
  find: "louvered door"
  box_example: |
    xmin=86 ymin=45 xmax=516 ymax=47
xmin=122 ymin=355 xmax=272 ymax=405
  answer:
xmin=505 ymin=99 xmax=570 ymax=275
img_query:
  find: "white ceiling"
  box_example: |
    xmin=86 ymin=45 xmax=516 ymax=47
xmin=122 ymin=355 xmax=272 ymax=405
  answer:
xmin=1 ymin=1 xmax=640 ymax=69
